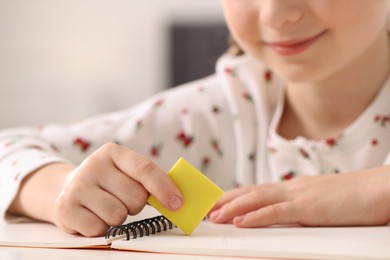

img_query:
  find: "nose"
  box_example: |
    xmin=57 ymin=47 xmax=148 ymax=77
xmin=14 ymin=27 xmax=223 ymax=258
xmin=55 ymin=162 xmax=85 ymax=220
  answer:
xmin=259 ymin=0 xmax=303 ymax=29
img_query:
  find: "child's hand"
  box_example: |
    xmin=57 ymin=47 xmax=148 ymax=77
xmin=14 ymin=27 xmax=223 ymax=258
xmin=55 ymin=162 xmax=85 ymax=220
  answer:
xmin=9 ymin=143 xmax=182 ymax=237
xmin=51 ymin=143 xmax=183 ymax=237
xmin=209 ymin=167 xmax=390 ymax=227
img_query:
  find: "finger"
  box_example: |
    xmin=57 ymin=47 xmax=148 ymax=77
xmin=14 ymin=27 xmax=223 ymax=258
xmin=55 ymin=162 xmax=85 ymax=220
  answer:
xmin=208 ymin=187 xmax=250 ymax=220
xmin=210 ymin=187 xmax=285 ymax=223
xmin=211 ymin=182 xmax=282 ymax=213
xmin=98 ymin=168 xmax=148 ymax=215
xmin=80 ymin=185 xmax=129 ymax=227
xmin=99 ymin=143 xmax=183 ymax=211
xmin=210 ymin=186 xmax=254 ymax=213
xmin=58 ymin=204 xmax=109 ymax=237
xmin=233 ymin=201 xmax=300 ymax=227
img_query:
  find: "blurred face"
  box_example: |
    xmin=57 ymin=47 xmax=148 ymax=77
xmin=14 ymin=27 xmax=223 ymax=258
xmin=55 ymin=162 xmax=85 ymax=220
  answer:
xmin=221 ymin=0 xmax=389 ymax=83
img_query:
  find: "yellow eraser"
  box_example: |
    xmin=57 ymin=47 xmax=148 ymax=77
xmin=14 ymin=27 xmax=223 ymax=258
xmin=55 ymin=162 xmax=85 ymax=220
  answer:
xmin=147 ymin=157 xmax=224 ymax=235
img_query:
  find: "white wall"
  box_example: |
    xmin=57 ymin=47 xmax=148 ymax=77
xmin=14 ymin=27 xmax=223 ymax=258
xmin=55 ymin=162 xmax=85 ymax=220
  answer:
xmin=0 ymin=0 xmax=224 ymax=127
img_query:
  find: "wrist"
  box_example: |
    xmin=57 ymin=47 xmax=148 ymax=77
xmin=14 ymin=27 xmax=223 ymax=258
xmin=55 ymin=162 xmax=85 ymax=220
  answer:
xmin=365 ymin=165 xmax=390 ymax=224
xmin=9 ymin=163 xmax=75 ymax=223
xmin=381 ymin=165 xmax=390 ymax=222
xmin=42 ymin=164 xmax=75 ymax=223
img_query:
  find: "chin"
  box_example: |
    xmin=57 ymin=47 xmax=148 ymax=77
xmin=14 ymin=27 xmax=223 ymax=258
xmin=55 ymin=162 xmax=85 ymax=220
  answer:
xmin=284 ymin=74 xmax=315 ymax=84
xmin=277 ymin=67 xmax=322 ymax=84
xmin=255 ymin=53 xmax=325 ymax=84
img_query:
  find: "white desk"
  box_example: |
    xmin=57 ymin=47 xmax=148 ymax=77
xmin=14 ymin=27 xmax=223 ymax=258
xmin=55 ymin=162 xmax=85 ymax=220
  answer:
xmin=2 ymin=215 xmax=390 ymax=260
xmin=0 ymin=247 xmax=269 ymax=260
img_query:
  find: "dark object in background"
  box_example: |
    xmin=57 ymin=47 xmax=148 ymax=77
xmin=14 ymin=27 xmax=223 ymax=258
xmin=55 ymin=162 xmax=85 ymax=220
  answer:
xmin=170 ymin=23 xmax=230 ymax=87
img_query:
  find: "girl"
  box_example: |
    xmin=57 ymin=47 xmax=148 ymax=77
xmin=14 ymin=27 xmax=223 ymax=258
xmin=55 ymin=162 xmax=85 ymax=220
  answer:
xmin=2 ymin=0 xmax=390 ymax=237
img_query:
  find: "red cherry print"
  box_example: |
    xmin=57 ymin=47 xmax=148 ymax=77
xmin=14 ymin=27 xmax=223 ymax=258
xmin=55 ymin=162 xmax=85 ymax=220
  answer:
xmin=73 ymin=137 xmax=91 ymax=152
xmin=325 ymin=138 xmax=337 ymax=147
xmin=154 ymin=98 xmax=164 ymax=107
xmin=264 ymin=70 xmax=273 ymax=82
xmin=224 ymin=67 xmax=238 ymax=77
xmin=150 ymin=145 xmax=162 ymax=158
xmin=210 ymin=139 xmax=223 ymax=156
xmin=176 ymin=131 xmax=193 ymax=147
xmin=201 ymin=156 xmax=211 ymax=171
xmin=177 ymin=131 xmax=186 ymax=140
xmin=181 ymin=108 xmax=188 ymax=115
xmin=281 ymin=171 xmax=295 ymax=181
xmin=267 ymin=146 xmax=277 ymax=155
xmin=374 ymin=114 xmax=390 ymax=127
xmin=242 ymin=92 xmax=253 ymax=102
xmin=34 ymin=124 xmax=45 ymax=132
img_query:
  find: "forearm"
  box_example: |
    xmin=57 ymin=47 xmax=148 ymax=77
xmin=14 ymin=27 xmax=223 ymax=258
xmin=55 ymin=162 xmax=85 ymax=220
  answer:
xmin=360 ymin=164 xmax=390 ymax=223
xmin=8 ymin=163 xmax=75 ymax=223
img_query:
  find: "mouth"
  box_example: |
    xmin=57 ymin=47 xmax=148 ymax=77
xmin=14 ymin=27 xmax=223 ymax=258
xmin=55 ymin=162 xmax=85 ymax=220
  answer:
xmin=263 ymin=30 xmax=327 ymax=56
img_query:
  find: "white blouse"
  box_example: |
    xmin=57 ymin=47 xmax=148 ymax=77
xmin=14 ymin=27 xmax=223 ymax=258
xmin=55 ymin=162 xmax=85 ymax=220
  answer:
xmin=1 ymin=53 xmax=389 ymax=223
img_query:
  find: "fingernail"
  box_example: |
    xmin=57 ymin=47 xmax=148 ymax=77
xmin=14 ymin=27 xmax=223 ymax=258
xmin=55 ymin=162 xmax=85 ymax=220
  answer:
xmin=210 ymin=210 xmax=220 ymax=221
xmin=234 ymin=216 xmax=245 ymax=224
xmin=169 ymin=195 xmax=182 ymax=210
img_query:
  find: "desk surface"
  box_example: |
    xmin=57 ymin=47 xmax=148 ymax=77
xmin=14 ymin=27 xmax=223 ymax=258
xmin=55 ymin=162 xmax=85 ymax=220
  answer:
xmin=0 ymin=247 xmax=272 ymax=260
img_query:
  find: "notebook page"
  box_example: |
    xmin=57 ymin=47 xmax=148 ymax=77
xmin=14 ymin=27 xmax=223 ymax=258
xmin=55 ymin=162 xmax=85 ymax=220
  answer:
xmin=111 ymin=221 xmax=390 ymax=260
xmin=0 ymin=205 xmax=160 ymax=248
xmin=0 ymin=221 xmax=111 ymax=248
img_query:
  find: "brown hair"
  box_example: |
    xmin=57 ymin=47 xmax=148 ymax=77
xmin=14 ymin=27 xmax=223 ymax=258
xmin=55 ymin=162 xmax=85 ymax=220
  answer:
xmin=227 ymin=35 xmax=245 ymax=56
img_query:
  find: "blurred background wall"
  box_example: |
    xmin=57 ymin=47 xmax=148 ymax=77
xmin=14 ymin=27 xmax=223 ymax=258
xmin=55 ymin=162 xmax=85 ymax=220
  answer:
xmin=0 ymin=0 xmax=228 ymax=128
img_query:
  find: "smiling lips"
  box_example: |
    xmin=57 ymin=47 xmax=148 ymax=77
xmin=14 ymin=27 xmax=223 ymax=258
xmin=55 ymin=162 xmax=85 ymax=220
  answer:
xmin=264 ymin=30 xmax=327 ymax=56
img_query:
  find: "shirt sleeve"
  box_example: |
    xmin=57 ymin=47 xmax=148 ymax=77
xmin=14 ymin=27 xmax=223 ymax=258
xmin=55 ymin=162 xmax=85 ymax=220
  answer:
xmin=384 ymin=153 xmax=390 ymax=165
xmin=0 ymin=75 xmax=237 ymax=223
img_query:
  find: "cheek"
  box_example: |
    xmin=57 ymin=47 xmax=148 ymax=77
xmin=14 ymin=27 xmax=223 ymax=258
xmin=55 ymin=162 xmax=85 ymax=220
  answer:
xmin=315 ymin=0 xmax=387 ymax=33
xmin=325 ymin=1 xmax=388 ymax=59
xmin=222 ymin=1 xmax=260 ymax=48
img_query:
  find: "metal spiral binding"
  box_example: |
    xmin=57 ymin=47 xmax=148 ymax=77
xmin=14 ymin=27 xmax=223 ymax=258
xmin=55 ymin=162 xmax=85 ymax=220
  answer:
xmin=105 ymin=215 xmax=174 ymax=240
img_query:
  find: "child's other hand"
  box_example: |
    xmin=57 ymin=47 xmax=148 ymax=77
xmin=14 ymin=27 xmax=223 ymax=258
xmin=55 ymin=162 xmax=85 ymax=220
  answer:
xmin=51 ymin=143 xmax=183 ymax=237
xmin=209 ymin=168 xmax=390 ymax=227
